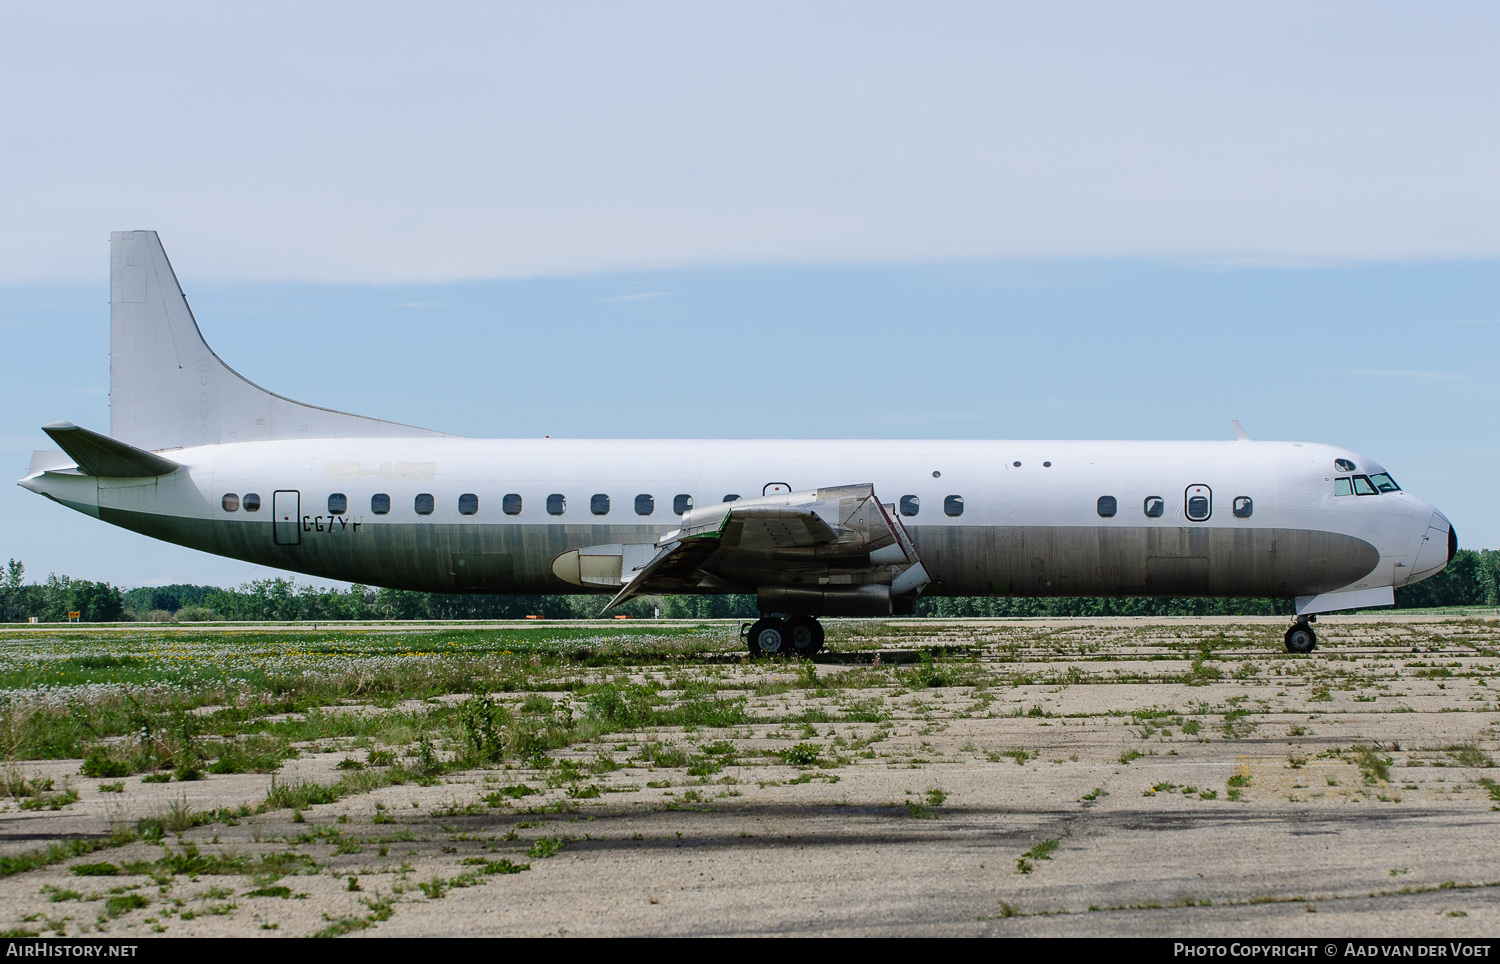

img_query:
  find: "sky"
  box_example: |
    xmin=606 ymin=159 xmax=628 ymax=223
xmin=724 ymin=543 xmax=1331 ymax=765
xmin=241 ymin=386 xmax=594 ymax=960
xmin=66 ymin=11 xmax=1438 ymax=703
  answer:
xmin=2 ymin=3 xmax=1499 ymax=588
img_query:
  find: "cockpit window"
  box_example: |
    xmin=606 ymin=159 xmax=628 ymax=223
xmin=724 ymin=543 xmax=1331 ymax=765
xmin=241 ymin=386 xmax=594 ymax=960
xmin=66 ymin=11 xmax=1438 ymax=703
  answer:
xmin=1333 ymin=477 xmax=1353 ymax=497
xmin=1334 ymin=458 xmax=1356 ymax=472
xmin=1369 ymin=473 xmax=1400 ymax=493
xmin=1352 ymin=475 xmax=1378 ymax=496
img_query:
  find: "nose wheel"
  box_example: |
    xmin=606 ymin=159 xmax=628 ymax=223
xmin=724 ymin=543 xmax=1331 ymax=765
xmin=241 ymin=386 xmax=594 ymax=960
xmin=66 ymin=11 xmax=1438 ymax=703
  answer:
xmin=1284 ymin=616 xmax=1317 ymax=654
xmin=743 ymin=616 xmax=824 ymax=657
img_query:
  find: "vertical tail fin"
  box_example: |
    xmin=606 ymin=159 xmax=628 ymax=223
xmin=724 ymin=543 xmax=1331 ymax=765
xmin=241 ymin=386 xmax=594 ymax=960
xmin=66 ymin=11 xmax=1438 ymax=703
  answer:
xmin=109 ymin=231 xmax=450 ymax=450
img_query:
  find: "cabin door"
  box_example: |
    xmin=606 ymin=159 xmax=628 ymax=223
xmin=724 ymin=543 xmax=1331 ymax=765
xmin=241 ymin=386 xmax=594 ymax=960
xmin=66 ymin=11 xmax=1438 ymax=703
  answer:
xmin=273 ymin=490 xmax=301 ymax=546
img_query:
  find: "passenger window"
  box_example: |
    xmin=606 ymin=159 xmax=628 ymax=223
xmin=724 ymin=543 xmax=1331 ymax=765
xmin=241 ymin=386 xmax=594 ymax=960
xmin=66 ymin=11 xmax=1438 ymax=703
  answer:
xmin=723 ymin=494 xmax=740 ymax=502
xmin=327 ymin=493 xmax=347 ymax=515
xmin=243 ymin=493 xmax=261 ymax=512
xmin=547 ymin=494 xmax=566 ymax=516
xmin=1369 ymin=473 xmax=1400 ymax=493
xmin=1333 ymin=477 xmax=1353 ymax=497
xmin=591 ymin=494 xmax=610 ymax=515
xmin=414 ymin=493 xmax=434 ymax=515
xmin=371 ymin=493 xmax=390 ymax=515
xmin=502 ymin=493 xmax=522 ymax=515
xmin=944 ymin=495 xmax=964 ymax=517
xmin=1185 ymin=485 xmax=1211 ymax=521
xmin=458 ymin=493 xmax=478 ymax=515
xmin=673 ymin=494 xmax=693 ymax=515
xmin=899 ymin=494 xmax=920 ymax=517
xmin=1096 ymin=496 xmax=1117 ymax=518
xmin=1233 ymin=496 xmax=1253 ymax=518
xmin=1334 ymin=458 xmax=1356 ymax=473
xmin=221 ymin=493 xmax=240 ymax=512
xmin=1353 ymin=475 xmax=1377 ymax=496
xmin=1143 ymin=496 xmax=1164 ymax=518
xmin=635 ymin=494 xmax=654 ymax=516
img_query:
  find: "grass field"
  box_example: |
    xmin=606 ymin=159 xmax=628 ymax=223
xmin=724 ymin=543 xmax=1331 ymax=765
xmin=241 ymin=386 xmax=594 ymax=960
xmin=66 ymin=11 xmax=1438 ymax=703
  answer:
xmin=0 ymin=617 xmax=1495 ymax=936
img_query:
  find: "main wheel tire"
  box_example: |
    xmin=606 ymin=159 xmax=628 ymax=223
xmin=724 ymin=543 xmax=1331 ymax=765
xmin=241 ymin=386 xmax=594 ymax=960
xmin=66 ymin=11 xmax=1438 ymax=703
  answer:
xmin=747 ymin=617 xmax=789 ymax=656
xmin=786 ymin=616 xmax=824 ymax=656
xmin=1284 ymin=625 xmax=1316 ymax=654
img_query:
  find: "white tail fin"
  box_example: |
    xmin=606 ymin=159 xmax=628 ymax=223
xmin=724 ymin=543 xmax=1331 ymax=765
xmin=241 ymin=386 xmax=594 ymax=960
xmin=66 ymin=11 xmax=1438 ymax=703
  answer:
xmin=109 ymin=231 xmax=451 ymax=450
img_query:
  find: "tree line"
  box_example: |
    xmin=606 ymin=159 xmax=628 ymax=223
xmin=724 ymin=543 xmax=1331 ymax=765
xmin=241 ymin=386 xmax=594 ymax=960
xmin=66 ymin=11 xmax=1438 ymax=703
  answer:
xmin=2 ymin=550 xmax=1498 ymax=623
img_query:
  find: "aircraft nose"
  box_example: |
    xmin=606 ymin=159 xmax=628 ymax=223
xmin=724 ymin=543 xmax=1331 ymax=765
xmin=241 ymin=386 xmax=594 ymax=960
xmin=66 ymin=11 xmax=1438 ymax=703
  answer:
xmin=1409 ymin=510 xmax=1454 ymax=581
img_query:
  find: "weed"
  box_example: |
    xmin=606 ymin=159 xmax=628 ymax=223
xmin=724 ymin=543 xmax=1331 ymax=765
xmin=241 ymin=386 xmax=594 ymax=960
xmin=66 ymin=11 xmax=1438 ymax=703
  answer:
xmin=1080 ymin=786 xmax=1108 ymax=802
xmin=1448 ymin=744 xmax=1495 ymax=768
xmin=1352 ymin=746 xmax=1393 ymax=785
xmin=527 ymin=836 xmax=566 ymax=859
xmin=458 ymin=694 xmax=511 ymax=765
xmin=924 ymin=787 xmax=947 ymax=807
xmin=461 ymin=857 xmax=529 ymax=874
xmin=21 ymin=787 xmax=79 ymax=811
xmin=243 ymin=886 xmax=293 ymax=898
xmin=79 ymin=749 xmax=132 ymax=779
xmin=263 ymin=777 xmax=340 ymax=812
xmin=483 ymin=784 xmax=538 ymax=806
xmin=71 ymin=862 xmax=119 ymax=877
xmin=104 ymin=894 xmax=148 ymax=917
xmin=1118 ymin=750 xmax=1141 ymax=765
xmin=97 ymin=782 xmax=124 ymax=794
xmin=779 ymin=743 xmax=823 ymax=767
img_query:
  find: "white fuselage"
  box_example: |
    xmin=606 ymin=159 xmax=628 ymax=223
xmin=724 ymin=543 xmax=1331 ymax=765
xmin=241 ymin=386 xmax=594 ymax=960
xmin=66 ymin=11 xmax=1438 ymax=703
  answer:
xmin=21 ymin=434 xmax=1453 ymax=614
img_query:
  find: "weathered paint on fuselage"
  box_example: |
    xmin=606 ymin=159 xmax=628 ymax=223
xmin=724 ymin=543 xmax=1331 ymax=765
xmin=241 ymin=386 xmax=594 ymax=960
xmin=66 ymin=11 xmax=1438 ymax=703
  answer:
xmin=23 ymin=436 xmax=1448 ymax=601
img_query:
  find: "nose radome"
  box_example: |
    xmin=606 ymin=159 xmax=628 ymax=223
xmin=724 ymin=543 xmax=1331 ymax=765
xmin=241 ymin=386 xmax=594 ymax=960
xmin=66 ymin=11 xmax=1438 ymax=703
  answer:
xmin=1409 ymin=511 xmax=1454 ymax=582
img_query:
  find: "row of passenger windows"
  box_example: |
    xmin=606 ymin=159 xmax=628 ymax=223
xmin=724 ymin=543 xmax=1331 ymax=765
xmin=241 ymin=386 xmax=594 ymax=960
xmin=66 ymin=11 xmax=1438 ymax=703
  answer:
xmin=221 ymin=491 xmax=971 ymax=517
xmin=1334 ymin=473 xmax=1399 ymax=496
xmin=1095 ymin=489 xmax=1253 ymax=521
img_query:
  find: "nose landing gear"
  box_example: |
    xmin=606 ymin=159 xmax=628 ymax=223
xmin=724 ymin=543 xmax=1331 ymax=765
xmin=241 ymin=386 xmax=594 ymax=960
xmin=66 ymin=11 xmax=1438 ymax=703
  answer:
xmin=743 ymin=615 xmax=825 ymax=657
xmin=1284 ymin=615 xmax=1317 ymax=654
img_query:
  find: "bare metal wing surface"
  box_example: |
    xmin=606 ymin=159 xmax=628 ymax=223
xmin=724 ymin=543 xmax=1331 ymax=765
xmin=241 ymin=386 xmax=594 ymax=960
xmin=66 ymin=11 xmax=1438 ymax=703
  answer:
xmin=602 ymin=484 xmax=931 ymax=614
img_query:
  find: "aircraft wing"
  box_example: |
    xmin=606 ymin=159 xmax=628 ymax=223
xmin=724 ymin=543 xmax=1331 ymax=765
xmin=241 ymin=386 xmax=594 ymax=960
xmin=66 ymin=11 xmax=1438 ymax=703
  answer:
xmin=603 ymin=484 xmax=929 ymax=611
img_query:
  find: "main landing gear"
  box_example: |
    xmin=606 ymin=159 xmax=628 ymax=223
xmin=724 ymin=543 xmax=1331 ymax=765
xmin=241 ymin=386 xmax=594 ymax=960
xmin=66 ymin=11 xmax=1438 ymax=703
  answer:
xmin=744 ymin=615 xmax=825 ymax=657
xmin=1284 ymin=615 xmax=1317 ymax=654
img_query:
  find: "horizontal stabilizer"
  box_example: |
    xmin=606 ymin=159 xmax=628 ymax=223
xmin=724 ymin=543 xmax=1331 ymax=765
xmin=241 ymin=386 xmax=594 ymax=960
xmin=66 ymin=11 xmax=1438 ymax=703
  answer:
xmin=41 ymin=422 xmax=180 ymax=478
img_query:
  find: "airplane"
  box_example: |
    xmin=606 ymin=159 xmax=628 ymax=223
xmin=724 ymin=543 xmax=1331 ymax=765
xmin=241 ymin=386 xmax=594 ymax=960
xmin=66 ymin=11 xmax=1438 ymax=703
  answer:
xmin=19 ymin=232 xmax=1456 ymax=656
